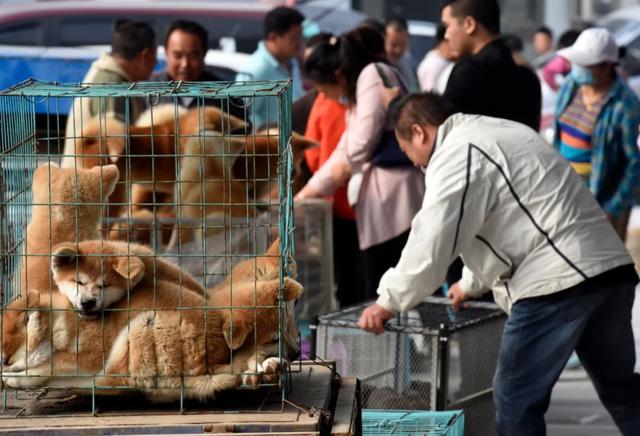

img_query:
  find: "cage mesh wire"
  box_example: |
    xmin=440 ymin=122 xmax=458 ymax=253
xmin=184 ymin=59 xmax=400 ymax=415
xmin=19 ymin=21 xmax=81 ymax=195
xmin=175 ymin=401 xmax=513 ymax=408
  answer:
xmin=0 ymin=79 xmax=298 ymax=416
xmin=317 ymin=297 xmax=505 ymax=436
xmin=362 ymin=409 xmax=464 ymax=436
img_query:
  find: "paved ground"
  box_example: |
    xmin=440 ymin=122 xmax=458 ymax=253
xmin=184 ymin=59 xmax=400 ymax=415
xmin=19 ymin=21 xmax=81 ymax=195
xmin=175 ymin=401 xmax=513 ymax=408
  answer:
xmin=547 ymin=369 xmax=619 ymax=436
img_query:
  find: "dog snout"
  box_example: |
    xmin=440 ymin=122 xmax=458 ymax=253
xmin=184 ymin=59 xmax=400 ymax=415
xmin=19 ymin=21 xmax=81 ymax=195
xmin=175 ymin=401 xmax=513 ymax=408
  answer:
xmin=80 ymin=298 xmax=97 ymax=311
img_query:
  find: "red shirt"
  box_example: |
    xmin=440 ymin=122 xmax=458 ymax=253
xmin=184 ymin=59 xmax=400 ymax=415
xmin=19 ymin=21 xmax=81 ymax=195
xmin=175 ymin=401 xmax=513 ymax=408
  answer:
xmin=304 ymin=93 xmax=354 ymax=220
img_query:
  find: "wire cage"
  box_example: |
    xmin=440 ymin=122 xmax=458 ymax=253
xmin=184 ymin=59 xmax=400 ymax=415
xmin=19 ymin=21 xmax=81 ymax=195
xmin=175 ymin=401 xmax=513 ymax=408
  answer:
xmin=0 ymin=78 xmax=301 ymax=417
xmin=362 ymin=409 xmax=464 ymax=436
xmin=317 ymin=297 xmax=506 ymax=436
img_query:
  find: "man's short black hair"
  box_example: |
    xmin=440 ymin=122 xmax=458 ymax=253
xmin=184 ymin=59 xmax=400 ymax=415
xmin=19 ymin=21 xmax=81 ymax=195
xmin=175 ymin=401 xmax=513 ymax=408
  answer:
xmin=165 ymin=19 xmax=208 ymax=54
xmin=391 ymin=92 xmax=458 ymax=139
xmin=386 ymin=15 xmax=409 ymax=33
xmin=112 ymin=19 xmax=156 ymax=60
xmin=441 ymin=0 xmax=501 ymax=35
xmin=359 ymin=18 xmax=386 ymax=37
xmin=501 ymin=33 xmax=523 ymax=52
xmin=535 ymin=25 xmax=553 ymax=39
xmin=264 ymin=6 xmax=305 ymax=39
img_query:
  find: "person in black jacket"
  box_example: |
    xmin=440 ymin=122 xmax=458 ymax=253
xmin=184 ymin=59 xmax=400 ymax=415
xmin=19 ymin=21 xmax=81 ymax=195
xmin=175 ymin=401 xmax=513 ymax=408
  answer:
xmin=441 ymin=0 xmax=541 ymax=288
xmin=151 ymin=19 xmax=246 ymax=120
xmin=441 ymin=0 xmax=541 ymax=130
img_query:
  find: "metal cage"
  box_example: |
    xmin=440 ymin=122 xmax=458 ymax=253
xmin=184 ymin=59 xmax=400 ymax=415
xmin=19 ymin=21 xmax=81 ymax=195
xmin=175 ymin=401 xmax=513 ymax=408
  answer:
xmin=0 ymin=78 xmax=298 ymax=417
xmin=317 ymin=297 xmax=506 ymax=436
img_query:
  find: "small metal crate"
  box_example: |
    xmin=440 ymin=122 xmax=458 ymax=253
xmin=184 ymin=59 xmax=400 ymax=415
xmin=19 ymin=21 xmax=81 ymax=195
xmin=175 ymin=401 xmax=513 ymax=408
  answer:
xmin=317 ymin=297 xmax=506 ymax=436
xmin=362 ymin=409 xmax=464 ymax=436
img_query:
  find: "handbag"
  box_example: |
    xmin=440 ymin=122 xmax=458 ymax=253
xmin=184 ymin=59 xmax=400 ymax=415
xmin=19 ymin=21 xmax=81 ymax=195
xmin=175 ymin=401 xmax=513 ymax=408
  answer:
xmin=371 ymin=63 xmax=413 ymax=168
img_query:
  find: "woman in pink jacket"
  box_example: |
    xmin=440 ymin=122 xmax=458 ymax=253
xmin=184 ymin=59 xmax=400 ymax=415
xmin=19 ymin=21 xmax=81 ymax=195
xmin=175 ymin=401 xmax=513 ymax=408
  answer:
xmin=296 ymin=27 xmax=425 ymax=301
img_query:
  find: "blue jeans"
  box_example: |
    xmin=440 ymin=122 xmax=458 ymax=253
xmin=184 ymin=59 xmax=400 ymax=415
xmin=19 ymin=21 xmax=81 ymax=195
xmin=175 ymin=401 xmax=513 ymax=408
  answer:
xmin=494 ymin=278 xmax=640 ymax=436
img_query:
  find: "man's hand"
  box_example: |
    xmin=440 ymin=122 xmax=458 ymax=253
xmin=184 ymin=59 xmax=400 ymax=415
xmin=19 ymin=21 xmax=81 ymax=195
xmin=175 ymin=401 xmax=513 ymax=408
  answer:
xmin=358 ymin=303 xmax=394 ymax=334
xmin=379 ymin=85 xmax=401 ymax=110
xmin=331 ymin=159 xmax=351 ymax=186
xmin=294 ymin=184 xmax=320 ymax=201
xmin=448 ymin=282 xmax=470 ymax=311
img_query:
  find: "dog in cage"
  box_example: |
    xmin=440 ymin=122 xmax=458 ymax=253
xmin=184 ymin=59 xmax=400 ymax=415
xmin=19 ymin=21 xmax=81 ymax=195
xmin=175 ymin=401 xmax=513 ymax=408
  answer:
xmin=51 ymin=240 xmax=204 ymax=317
xmin=61 ymin=103 xmax=318 ymax=248
xmin=2 ymin=235 xmax=303 ymax=401
xmin=19 ymin=162 xmax=119 ymax=303
xmin=1 ymin=245 xmax=303 ymax=401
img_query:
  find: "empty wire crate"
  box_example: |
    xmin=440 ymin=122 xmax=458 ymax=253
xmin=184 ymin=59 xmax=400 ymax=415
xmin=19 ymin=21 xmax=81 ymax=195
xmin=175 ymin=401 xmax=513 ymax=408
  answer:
xmin=317 ymin=297 xmax=506 ymax=436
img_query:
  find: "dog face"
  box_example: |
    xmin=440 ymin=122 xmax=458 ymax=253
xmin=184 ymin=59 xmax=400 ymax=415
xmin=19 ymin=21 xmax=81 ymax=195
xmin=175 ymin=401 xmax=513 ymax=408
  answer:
xmin=51 ymin=242 xmax=145 ymax=318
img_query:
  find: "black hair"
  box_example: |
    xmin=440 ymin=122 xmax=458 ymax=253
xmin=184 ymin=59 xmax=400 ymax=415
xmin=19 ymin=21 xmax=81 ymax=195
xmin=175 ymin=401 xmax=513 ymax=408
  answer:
xmin=557 ymin=29 xmax=581 ymax=50
xmin=391 ymin=92 xmax=458 ymax=139
xmin=501 ymin=33 xmax=523 ymax=52
xmin=435 ymin=23 xmax=447 ymax=43
xmin=264 ymin=6 xmax=305 ymax=39
xmin=359 ymin=18 xmax=386 ymax=37
xmin=441 ymin=0 xmax=501 ymax=35
xmin=535 ymin=26 xmax=553 ymax=39
xmin=386 ymin=15 xmax=409 ymax=33
xmin=305 ymin=32 xmax=332 ymax=49
xmin=304 ymin=27 xmax=386 ymax=103
xmin=112 ymin=19 xmax=156 ymax=60
xmin=165 ymin=19 xmax=208 ymax=54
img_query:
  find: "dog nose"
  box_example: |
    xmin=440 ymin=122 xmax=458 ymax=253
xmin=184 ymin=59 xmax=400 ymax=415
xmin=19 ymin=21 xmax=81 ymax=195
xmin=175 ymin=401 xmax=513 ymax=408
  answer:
xmin=80 ymin=299 xmax=97 ymax=311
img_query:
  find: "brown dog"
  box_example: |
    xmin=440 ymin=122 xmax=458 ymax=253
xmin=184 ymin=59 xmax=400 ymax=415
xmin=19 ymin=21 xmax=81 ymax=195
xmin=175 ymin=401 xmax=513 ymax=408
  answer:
xmin=51 ymin=240 xmax=205 ymax=316
xmin=19 ymin=163 xmax=119 ymax=300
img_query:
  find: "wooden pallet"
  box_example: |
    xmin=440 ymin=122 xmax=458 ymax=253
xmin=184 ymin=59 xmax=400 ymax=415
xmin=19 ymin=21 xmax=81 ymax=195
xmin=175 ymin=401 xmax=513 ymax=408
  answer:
xmin=0 ymin=362 xmax=360 ymax=435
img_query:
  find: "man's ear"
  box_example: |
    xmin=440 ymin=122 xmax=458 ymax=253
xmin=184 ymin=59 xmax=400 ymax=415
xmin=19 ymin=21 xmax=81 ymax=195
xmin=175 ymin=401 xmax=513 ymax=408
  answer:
xmin=463 ymin=16 xmax=477 ymax=35
xmin=410 ymin=123 xmax=425 ymax=143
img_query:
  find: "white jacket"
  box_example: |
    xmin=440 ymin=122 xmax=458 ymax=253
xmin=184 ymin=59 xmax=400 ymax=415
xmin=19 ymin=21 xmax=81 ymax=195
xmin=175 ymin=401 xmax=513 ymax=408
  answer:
xmin=376 ymin=114 xmax=633 ymax=314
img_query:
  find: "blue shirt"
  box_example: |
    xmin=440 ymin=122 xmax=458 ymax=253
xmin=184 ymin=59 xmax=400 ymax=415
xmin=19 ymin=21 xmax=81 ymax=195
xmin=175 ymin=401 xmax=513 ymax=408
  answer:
xmin=235 ymin=41 xmax=303 ymax=129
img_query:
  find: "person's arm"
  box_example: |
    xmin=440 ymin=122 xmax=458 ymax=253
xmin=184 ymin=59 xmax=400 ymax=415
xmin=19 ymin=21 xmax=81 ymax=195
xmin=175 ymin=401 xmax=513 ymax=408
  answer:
xmin=374 ymin=141 xmax=496 ymax=314
xmin=341 ymin=64 xmax=394 ymax=172
xmin=601 ymin=100 xmax=640 ymax=217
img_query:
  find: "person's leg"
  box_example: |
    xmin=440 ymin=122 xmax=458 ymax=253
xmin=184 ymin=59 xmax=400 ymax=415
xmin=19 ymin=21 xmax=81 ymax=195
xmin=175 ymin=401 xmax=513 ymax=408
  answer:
xmin=332 ymin=216 xmax=366 ymax=307
xmin=494 ymin=290 xmax=606 ymax=436
xmin=575 ymin=282 xmax=640 ymax=435
xmin=361 ymin=230 xmax=410 ymax=300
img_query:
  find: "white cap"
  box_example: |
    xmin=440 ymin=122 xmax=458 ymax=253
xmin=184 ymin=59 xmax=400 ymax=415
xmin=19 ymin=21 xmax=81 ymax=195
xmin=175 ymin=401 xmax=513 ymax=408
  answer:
xmin=557 ymin=27 xmax=618 ymax=67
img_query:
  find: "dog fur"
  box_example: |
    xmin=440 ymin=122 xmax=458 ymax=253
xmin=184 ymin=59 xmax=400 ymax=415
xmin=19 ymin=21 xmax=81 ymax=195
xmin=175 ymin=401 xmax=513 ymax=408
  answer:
xmin=2 ymin=241 xmax=303 ymax=401
xmin=51 ymin=240 xmax=205 ymax=316
xmin=19 ymin=163 xmax=119 ymax=300
xmin=2 ymin=272 xmax=302 ymax=402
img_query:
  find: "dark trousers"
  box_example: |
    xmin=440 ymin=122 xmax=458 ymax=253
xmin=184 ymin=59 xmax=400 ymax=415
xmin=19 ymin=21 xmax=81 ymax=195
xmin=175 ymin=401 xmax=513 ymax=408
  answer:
xmin=333 ymin=216 xmax=367 ymax=307
xmin=494 ymin=270 xmax=640 ymax=436
xmin=362 ymin=230 xmax=410 ymax=301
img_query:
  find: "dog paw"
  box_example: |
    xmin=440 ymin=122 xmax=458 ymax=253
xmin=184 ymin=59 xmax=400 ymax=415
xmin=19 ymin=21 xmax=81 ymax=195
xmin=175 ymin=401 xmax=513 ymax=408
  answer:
xmin=241 ymin=369 xmax=262 ymax=387
xmin=2 ymin=371 xmax=45 ymax=389
xmin=261 ymin=357 xmax=286 ymax=384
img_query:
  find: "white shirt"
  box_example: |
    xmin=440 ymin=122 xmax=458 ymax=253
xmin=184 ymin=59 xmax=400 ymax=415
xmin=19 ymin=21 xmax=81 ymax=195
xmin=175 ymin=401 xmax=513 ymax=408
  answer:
xmin=376 ymin=114 xmax=633 ymax=314
xmin=417 ymin=49 xmax=452 ymax=92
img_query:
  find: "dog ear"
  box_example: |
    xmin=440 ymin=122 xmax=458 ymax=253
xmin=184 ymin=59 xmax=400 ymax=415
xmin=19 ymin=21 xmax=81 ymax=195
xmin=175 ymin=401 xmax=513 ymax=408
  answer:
xmin=282 ymin=277 xmax=303 ymax=301
xmin=222 ymin=317 xmax=252 ymax=350
xmin=113 ymin=256 xmax=145 ymax=287
xmin=51 ymin=243 xmax=79 ymax=274
xmin=92 ymin=164 xmax=119 ymax=199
